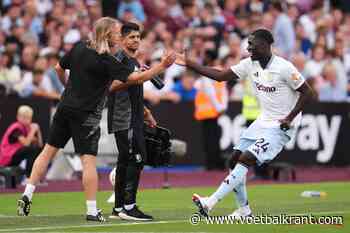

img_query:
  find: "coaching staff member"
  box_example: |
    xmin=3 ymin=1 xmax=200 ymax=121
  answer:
xmin=108 ymin=22 xmax=164 ymax=221
xmin=17 ymin=17 xmax=175 ymax=222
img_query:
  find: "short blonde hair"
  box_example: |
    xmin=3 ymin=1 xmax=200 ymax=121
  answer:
xmin=17 ymin=105 xmax=33 ymax=118
xmin=88 ymin=17 xmax=120 ymax=54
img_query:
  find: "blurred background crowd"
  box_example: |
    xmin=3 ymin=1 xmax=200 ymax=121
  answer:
xmin=1 ymin=0 xmax=350 ymax=104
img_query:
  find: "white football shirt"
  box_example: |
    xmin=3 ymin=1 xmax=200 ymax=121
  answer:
xmin=231 ymin=55 xmax=305 ymax=129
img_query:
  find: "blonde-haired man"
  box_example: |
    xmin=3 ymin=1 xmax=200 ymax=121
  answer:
xmin=17 ymin=17 xmax=175 ymax=222
xmin=0 ymin=105 xmax=42 ymax=181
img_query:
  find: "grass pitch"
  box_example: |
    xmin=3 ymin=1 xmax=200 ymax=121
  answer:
xmin=0 ymin=182 xmax=349 ymax=233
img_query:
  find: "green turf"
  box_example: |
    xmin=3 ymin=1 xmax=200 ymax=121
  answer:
xmin=0 ymin=182 xmax=349 ymax=233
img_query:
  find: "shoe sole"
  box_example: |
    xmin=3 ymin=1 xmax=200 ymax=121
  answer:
xmin=118 ymin=212 xmax=153 ymax=221
xmin=192 ymin=194 xmax=208 ymax=217
xmin=17 ymin=200 xmax=26 ymax=216
xmin=86 ymin=217 xmax=106 ymax=222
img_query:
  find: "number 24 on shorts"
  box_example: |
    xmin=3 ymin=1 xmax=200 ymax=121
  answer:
xmin=254 ymin=138 xmax=270 ymax=153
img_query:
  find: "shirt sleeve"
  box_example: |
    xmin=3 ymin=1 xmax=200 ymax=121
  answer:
xmin=284 ymin=62 xmax=305 ymax=90
xmin=8 ymin=128 xmax=23 ymax=144
xmin=59 ymin=50 xmax=72 ymax=70
xmin=105 ymin=56 xmax=131 ymax=83
xmin=230 ymin=58 xmax=250 ymax=80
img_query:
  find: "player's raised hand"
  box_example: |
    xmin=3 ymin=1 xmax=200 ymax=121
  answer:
xmin=174 ymin=52 xmax=186 ymax=66
xmin=160 ymin=51 xmax=176 ymax=68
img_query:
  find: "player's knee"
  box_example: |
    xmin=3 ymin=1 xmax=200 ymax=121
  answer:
xmin=238 ymin=151 xmax=257 ymax=167
xmin=227 ymin=150 xmax=242 ymax=169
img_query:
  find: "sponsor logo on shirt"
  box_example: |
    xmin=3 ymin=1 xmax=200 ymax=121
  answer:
xmin=254 ymin=81 xmax=276 ymax=93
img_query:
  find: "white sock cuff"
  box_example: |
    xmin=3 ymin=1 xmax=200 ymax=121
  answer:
xmin=124 ymin=203 xmax=135 ymax=210
xmin=23 ymin=184 xmax=36 ymax=200
xmin=86 ymin=200 xmax=97 ymax=216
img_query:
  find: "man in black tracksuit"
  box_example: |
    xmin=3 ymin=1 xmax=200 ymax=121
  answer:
xmin=108 ymin=22 xmax=160 ymax=221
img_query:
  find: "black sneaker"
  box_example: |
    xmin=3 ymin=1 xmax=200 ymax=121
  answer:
xmin=17 ymin=195 xmax=32 ymax=216
xmin=108 ymin=208 xmax=121 ymax=220
xmin=86 ymin=209 xmax=106 ymax=222
xmin=119 ymin=206 xmax=153 ymax=221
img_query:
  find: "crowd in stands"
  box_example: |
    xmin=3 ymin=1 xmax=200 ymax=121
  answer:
xmin=1 ymin=0 xmax=350 ymax=104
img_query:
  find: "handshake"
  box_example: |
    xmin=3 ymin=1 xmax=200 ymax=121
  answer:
xmin=159 ymin=51 xmax=187 ymax=69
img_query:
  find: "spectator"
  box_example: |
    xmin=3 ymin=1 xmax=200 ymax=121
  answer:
xmin=19 ymin=45 xmax=38 ymax=72
xmin=0 ymin=0 xmax=349 ymax=107
xmin=295 ymin=22 xmax=312 ymax=55
xmin=45 ymin=53 xmax=64 ymax=94
xmin=117 ymin=0 xmax=146 ymax=23
xmin=0 ymin=51 xmax=21 ymax=95
xmin=1 ymin=4 xmax=22 ymax=34
xmin=222 ymin=0 xmax=237 ymax=32
xmin=171 ymin=70 xmax=197 ymax=102
xmin=194 ymin=71 xmax=228 ymax=170
xmin=317 ymin=63 xmax=347 ymax=102
xmin=270 ymin=1 xmax=295 ymax=58
xmin=19 ymin=68 xmax=60 ymax=100
xmin=299 ymin=2 xmax=323 ymax=43
xmin=331 ymin=39 xmax=348 ymax=94
xmin=304 ymin=45 xmax=326 ymax=80
xmin=0 ymin=31 xmax=6 ymax=53
xmin=261 ymin=12 xmax=274 ymax=31
xmin=41 ymin=34 xmax=62 ymax=56
xmin=291 ymin=52 xmax=307 ymax=77
xmin=174 ymin=0 xmax=199 ymax=30
xmin=0 ymin=105 xmax=42 ymax=180
xmin=194 ymin=2 xmax=224 ymax=53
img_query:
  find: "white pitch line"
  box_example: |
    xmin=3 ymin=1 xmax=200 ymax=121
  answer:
xmin=290 ymin=210 xmax=349 ymax=215
xmin=0 ymin=220 xmax=188 ymax=232
xmin=0 ymin=210 xmax=348 ymax=232
xmin=0 ymin=214 xmax=50 ymax=218
xmin=17 ymin=231 xmax=220 ymax=233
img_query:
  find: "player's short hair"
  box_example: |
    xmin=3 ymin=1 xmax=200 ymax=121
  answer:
xmin=121 ymin=22 xmax=140 ymax=37
xmin=252 ymin=29 xmax=274 ymax=45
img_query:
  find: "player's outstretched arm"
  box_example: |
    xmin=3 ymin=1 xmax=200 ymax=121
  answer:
xmin=127 ymin=51 xmax=176 ymax=85
xmin=109 ymin=80 xmax=133 ymax=92
xmin=175 ymin=53 xmax=239 ymax=82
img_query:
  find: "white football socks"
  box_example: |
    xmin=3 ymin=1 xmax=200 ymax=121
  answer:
xmin=86 ymin=200 xmax=98 ymax=216
xmin=23 ymin=184 xmax=36 ymax=200
xmin=234 ymin=176 xmax=249 ymax=208
xmin=206 ymin=163 xmax=248 ymax=209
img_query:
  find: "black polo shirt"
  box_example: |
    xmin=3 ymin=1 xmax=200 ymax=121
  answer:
xmin=59 ymin=41 xmax=128 ymax=112
xmin=108 ymin=50 xmax=144 ymax=133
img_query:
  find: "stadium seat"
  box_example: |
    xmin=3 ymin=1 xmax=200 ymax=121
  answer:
xmin=0 ymin=166 xmax=25 ymax=188
xmin=268 ymin=162 xmax=296 ymax=181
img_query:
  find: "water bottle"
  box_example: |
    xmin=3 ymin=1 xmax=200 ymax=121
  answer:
xmin=301 ymin=191 xmax=327 ymax=197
